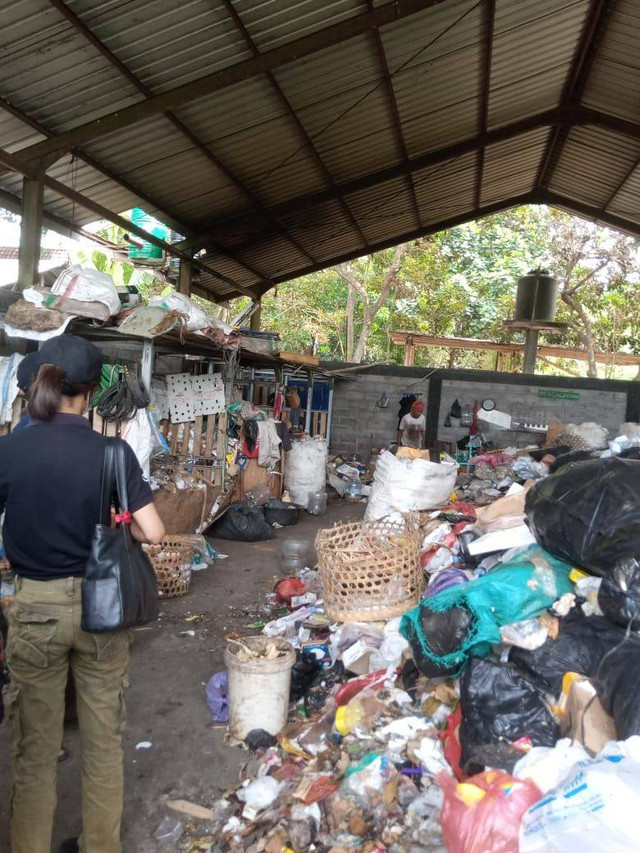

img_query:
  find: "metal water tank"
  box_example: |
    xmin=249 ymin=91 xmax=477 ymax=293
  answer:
xmin=514 ymin=268 xmax=558 ymax=323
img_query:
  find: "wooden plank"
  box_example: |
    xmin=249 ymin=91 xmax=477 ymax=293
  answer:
xmin=279 ymin=351 xmax=319 ymax=366
xmin=204 ymin=415 xmax=215 ymax=457
xmin=320 ymin=412 xmax=327 ymax=437
xmin=216 ymin=412 xmax=227 ymax=487
xmin=194 ymin=416 xmax=204 ymax=456
xmin=181 ymin=422 xmax=192 ymax=456
xmin=169 ymin=425 xmax=180 ymax=455
xmin=106 ymin=420 xmax=117 ymax=437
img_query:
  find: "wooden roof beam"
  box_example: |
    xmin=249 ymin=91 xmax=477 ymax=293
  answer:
xmin=16 ymin=0 xmax=453 ymax=162
xmin=365 ymin=0 xmax=422 ymax=228
xmin=217 ymin=0 xmax=371 ymax=253
xmin=45 ymin=0 xmax=280 ymax=282
xmin=536 ymin=0 xmax=617 ymax=192
xmin=474 ymin=0 xmax=496 ymax=212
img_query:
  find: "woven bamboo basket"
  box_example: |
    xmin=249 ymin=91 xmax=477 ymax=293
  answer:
xmin=316 ymin=515 xmax=423 ymax=622
xmin=144 ymin=536 xmax=195 ymax=598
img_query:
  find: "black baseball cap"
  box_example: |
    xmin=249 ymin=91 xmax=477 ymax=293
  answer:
xmin=37 ymin=335 xmax=102 ymax=389
xmin=17 ymin=351 xmax=42 ymax=392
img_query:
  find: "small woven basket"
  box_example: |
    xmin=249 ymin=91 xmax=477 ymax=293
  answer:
xmin=316 ymin=515 xmax=423 ymax=622
xmin=144 ymin=536 xmax=195 ymax=598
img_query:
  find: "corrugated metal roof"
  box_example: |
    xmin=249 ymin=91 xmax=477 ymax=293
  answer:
xmin=1 ymin=0 xmax=640 ymax=300
xmin=549 ymin=126 xmax=640 ymax=208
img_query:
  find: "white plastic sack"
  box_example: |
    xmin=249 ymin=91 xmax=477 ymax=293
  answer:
xmin=149 ymin=292 xmax=211 ymax=331
xmin=284 ymin=438 xmax=328 ymax=510
xmin=121 ymin=408 xmax=153 ymax=479
xmin=519 ymin=737 xmax=640 ymax=852
xmin=52 ymin=265 xmax=120 ymax=316
xmin=514 ymin=738 xmax=589 ymax=794
xmin=364 ymin=451 xmax=457 ymax=522
xmin=0 ymin=353 xmax=24 ymax=425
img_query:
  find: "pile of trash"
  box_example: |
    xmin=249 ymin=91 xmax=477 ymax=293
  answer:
xmin=161 ymin=449 xmax=640 ymax=852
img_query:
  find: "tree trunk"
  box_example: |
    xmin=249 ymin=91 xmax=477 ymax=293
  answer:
xmin=346 ymin=284 xmax=355 ymax=361
xmin=353 ymin=314 xmax=371 ymax=363
xmin=561 ymin=291 xmax=598 ymax=378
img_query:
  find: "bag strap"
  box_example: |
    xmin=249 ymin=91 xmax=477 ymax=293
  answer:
xmin=99 ymin=440 xmax=117 ymax=520
xmin=113 ymin=439 xmax=130 ymax=513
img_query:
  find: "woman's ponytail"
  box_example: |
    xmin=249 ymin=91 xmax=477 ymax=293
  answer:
xmin=28 ymin=363 xmax=66 ymax=421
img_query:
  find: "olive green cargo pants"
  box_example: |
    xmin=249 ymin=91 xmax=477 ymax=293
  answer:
xmin=7 ymin=575 xmax=130 ymax=853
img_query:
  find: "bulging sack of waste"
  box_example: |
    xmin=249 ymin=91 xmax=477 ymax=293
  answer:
xmin=519 ymin=737 xmax=640 ymax=852
xmin=525 ymin=457 xmax=640 ymax=577
xmin=284 ymin=438 xmax=328 ymax=510
xmin=400 ymin=546 xmax=573 ymax=674
xmin=364 ymin=450 xmax=458 ymax=521
xmin=460 ymin=658 xmax=559 ymax=775
xmin=438 ymin=768 xmax=541 ymax=853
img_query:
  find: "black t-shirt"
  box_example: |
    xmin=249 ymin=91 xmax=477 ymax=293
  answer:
xmin=0 ymin=414 xmax=153 ymax=580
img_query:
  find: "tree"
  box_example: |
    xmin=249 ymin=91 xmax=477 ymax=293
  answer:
xmin=336 ymin=244 xmax=409 ymax=361
xmin=542 ymin=213 xmax=636 ymax=378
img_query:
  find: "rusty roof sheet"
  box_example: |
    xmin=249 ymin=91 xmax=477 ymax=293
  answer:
xmin=1 ymin=0 xmax=639 ymax=301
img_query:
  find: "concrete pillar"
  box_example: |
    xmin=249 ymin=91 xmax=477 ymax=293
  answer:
xmin=177 ymin=260 xmax=192 ymax=295
xmin=250 ymin=299 xmax=262 ymax=331
xmin=17 ymin=176 xmax=44 ymax=291
xmin=522 ymin=328 xmax=539 ymax=374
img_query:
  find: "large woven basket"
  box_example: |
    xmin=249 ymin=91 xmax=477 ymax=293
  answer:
xmin=316 ymin=515 xmax=423 ymax=622
xmin=144 ymin=536 xmax=195 ymax=598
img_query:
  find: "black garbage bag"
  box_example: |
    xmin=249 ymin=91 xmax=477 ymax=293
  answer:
xmin=290 ymin=650 xmax=321 ymax=702
xmin=210 ymin=502 xmax=273 ymax=541
xmin=404 ymin=604 xmax=473 ymax=679
xmin=598 ymin=559 xmax=640 ymax=629
xmin=525 ymin=457 xmax=640 ymax=576
xmin=509 ymin=609 xmax=626 ymax=696
xmin=596 ymin=633 xmax=640 ymax=738
xmin=460 ymin=658 xmax=559 ymax=775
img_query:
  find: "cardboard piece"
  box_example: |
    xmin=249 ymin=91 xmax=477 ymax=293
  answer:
xmin=545 ymin=420 xmax=566 ymax=445
xmin=397 ymin=447 xmax=430 ymax=460
xmin=561 ymin=677 xmax=616 ymax=755
xmin=475 ymin=483 xmax=532 ymax=532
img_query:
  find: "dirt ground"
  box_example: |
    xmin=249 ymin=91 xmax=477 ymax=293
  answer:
xmin=0 ymin=497 xmax=364 ymax=852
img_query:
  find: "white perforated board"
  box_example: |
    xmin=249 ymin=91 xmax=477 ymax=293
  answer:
xmin=166 ymin=373 xmax=225 ymax=424
xmin=192 ymin=373 xmax=225 ymax=416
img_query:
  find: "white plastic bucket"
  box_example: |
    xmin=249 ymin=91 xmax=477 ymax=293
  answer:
xmin=224 ymin=637 xmax=296 ymax=741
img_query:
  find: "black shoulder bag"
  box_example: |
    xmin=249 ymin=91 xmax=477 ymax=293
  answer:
xmin=81 ymin=439 xmax=159 ymax=633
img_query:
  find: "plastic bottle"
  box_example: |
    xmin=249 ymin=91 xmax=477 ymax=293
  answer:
xmin=345 ymin=472 xmax=363 ymax=501
xmin=308 ymin=489 xmax=327 ymax=516
xmin=333 ymin=692 xmax=387 ymax=735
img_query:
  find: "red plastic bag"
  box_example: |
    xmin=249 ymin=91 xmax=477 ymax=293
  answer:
xmin=441 ymin=705 xmax=465 ymax=781
xmin=438 ymin=769 xmax=541 ymax=853
xmin=334 ymin=670 xmax=389 ymax=706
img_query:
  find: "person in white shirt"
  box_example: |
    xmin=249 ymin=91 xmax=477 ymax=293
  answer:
xmin=397 ymin=399 xmax=426 ymax=449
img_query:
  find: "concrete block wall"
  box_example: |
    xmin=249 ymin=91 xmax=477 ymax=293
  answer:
xmin=326 ymin=362 xmax=639 ymax=456
xmin=330 ymin=372 xmax=429 ymax=459
xmin=438 ymin=379 xmax=629 ymax=448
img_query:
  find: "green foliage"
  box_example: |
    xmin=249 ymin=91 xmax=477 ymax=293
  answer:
xmin=258 ymin=205 xmax=640 ymax=377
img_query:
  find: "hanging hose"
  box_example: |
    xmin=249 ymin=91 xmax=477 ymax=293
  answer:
xmin=97 ymin=365 xmax=150 ymax=421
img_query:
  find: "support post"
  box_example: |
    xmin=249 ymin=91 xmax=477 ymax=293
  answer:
xmin=17 ymin=176 xmax=44 ymax=291
xmin=177 ymin=260 xmax=192 ymax=295
xmin=250 ymin=299 xmax=262 ymax=331
xmin=141 ymin=339 xmax=154 ymax=391
xmin=326 ymin=380 xmax=335 ymax=447
xmin=404 ymin=336 xmax=415 ymax=366
xmin=304 ymin=371 xmax=313 ymax=435
xmin=522 ymin=328 xmax=539 ymax=374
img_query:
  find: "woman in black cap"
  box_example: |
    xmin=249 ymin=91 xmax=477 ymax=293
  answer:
xmin=0 ymin=334 xmax=165 ymax=853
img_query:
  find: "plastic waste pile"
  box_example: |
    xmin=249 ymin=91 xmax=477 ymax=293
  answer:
xmin=162 ymin=452 xmax=640 ymax=852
